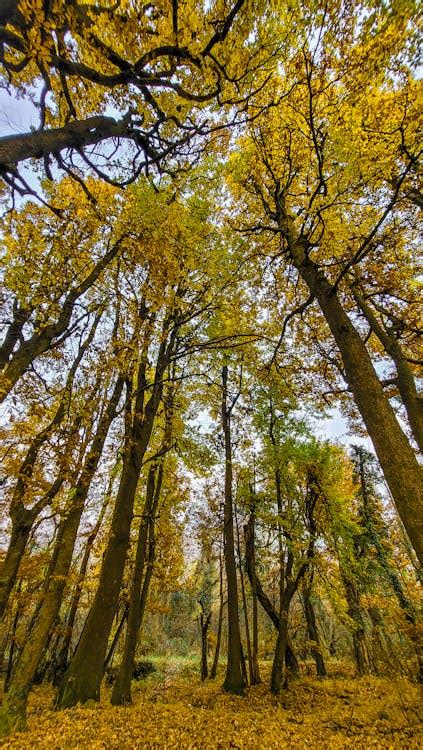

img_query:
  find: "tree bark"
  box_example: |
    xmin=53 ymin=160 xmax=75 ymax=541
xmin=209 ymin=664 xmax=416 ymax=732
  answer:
xmin=55 ymin=328 xmax=171 ymax=708
xmin=200 ymin=610 xmax=212 ymax=681
xmin=247 ymin=506 xmax=261 ymax=685
xmin=111 ymin=464 xmax=161 ymax=705
xmin=210 ymin=549 xmax=224 ymax=680
xmin=271 ymin=600 xmax=290 ymax=694
xmin=352 ymin=288 xmax=423 ymax=453
xmin=221 ymin=366 xmax=245 ymax=695
xmin=303 ymin=584 xmax=326 ymax=677
xmin=244 ymin=514 xmax=298 ymax=675
xmin=236 ymin=506 xmax=253 ymax=685
xmin=51 ymin=484 xmax=112 ymax=687
xmin=0 ymin=376 xmax=123 ymax=735
xmin=287 ymin=236 xmax=423 ymax=565
xmin=0 ymin=116 xmax=138 ymax=173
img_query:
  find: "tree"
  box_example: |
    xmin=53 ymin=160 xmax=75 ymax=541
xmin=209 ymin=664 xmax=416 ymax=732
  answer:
xmin=227 ymin=35 xmax=422 ymax=563
xmin=221 ymin=364 xmax=245 ymax=695
xmin=0 ymin=372 xmax=123 ymax=734
xmin=0 ymin=0 xmax=272 ymax=195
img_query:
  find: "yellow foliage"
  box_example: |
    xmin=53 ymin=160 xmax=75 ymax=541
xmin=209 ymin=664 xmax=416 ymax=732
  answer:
xmin=1 ymin=666 xmax=421 ymax=748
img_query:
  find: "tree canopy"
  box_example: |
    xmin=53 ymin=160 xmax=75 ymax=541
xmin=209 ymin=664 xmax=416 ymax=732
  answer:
xmin=0 ymin=0 xmax=421 ymax=745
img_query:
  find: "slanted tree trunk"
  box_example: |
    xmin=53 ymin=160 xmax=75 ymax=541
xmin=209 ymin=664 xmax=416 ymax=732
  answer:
xmin=285 ymin=231 xmax=423 ymax=564
xmin=221 ymin=366 xmax=245 ymax=696
xmin=0 ymin=510 xmax=35 ymax=621
xmin=0 ymin=506 xmax=86 ymax=733
xmin=244 ymin=513 xmax=298 ymax=676
xmin=0 ymin=377 xmax=123 ymax=736
xmin=352 ymin=286 xmax=423 ymax=453
xmin=51 ymin=482 xmax=113 ymax=687
xmin=0 ymin=316 xmax=100 ymax=617
xmin=0 ymin=246 xmax=120 ymax=402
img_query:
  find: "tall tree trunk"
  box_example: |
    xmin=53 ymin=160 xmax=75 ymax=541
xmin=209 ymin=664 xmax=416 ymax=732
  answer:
xmin=221 ymin=366 xmax=245 ymax=695
xmin=341 ymin=572 xmax=372 ymax=676
xmin=210 ymin=549 xmax=224 ymax=680
xmin=111 ymin=379 xmax=176 ymax=705
xmin=303 ymin=582 xmax=326 ymax=677
xmin=286 ymin=235 xmax=423 ymax=564
xmin=51 ymin=484 xmax=112 ymax=687
xmin=111 ymin=464 xmax=161 ymax=705
xmin=56 ymin=330 xmax=170 ymax=708
xmin=236 ymin=506 xmax=253 ymax=685
xmin=0 ymin=377 xmax=123 ymax=735
xmin=247 ymin=504 xmax=261 ymax=685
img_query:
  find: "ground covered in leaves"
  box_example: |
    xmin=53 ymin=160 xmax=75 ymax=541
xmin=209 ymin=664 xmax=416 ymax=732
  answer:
xmin=1 ymin=661 xmax=422 ymax=749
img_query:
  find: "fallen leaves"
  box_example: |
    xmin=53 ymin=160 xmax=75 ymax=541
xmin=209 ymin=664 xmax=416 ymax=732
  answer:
xmin=1 ymin=663 xmax=421 ymax=749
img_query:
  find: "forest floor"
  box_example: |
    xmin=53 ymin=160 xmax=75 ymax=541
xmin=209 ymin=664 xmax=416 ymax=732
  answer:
xmin=0 ymin=660 xmax=421 ymax=749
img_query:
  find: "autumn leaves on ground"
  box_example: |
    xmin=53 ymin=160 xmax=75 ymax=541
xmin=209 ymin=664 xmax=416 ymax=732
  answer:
xmin=0 ymin=0 xmax=422 ymax=749
xmin=1 ymin=662 xmax=421 ymax=749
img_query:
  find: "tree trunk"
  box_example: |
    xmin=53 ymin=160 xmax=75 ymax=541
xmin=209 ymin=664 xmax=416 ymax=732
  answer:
xmin=244 ymin=514 xmax=298 ymax=676
xmin=0 ymin=315 xmax=100 ymax=616
xmin=303 ymin=585 xmax=326 ymax=677
xmin=342 ymin=573 xmax=372 ymax=676
xmin=56 ymin=333 xmax=169 ymax=708
xmin=0 ymin=504 xmax=85 ymax=734
xmin=221 ymin=366 xmax=245 ymax=696
xmin=353 ymin=287 xmax=423 ymax=453
xmin=236 ymin=506 xmax=253 ymax=685
xmin=3 ymin=581 xmax=23 ymax=692
xmin=111 ymin=464 xmax=160 ymax=705
xmin=0 ymin=377 xmax=123 ymax=735
xmin=0 ymin=510 xmax=35 ymax=620
xmin=288 ymin=236 xmax=423 ymax=564
xmin=248 ymin=509 xmax=261 ymax=685
xmin=51 ymin=486 xmax=112 ymax=687
xmin=200 ymin=611 xmax=212 ymax=681
xmin=210 ymin=550 xmax=224 ymax=680
xmin=271 ymin=602 xmax=289 ymax=694
xmin=0 ymin=245 xmax=118 ymax=402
